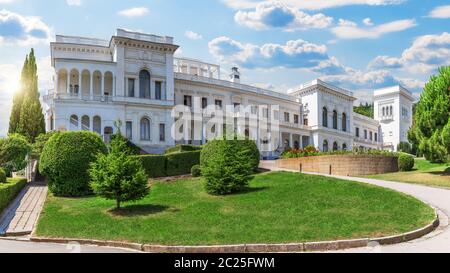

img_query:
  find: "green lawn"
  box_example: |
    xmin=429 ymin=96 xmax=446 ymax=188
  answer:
xmin=36 ymin=172 xmax=434 ymax=245
xmin=367 ymin=159 xmax=450 ymax=188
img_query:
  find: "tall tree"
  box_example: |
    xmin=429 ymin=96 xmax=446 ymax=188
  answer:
xmin=410 ymin=66 xmax=450 ymax=162
xmin=9 ymin=49 xmax=45 ymax=142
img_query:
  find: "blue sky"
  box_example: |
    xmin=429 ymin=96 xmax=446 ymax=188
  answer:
xmin=0 ymin=0 xmax=450 ymax=136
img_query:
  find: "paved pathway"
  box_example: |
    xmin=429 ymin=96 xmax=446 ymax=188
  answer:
xmin=0 ymin=182 xmax=48 ymax=236
xmin=260 ymin=161 xmax=450 ymax=253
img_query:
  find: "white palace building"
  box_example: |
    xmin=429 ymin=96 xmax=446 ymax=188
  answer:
xmin=42 ymin=29 xmax=414 ymax=157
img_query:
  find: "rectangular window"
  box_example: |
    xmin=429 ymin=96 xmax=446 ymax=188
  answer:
xmin=159 ymin=124 xmax=166 ymax=142
xmin=233 ymin=103 xmax=240 ymax=112
xmin=364 ymin=130 xmax=368 ymax=139
xmin=262 ymin=108 xmax=269 ymax=118
xmin=303 ymin=118 xmax=308 ymax=126
xmin=356 ymin=127 xmax=360 ymax=138
xmin=202 ymin=98 xmax=208 ymax=109
xmin=215 ymin=99 xmax=222 ymax=109
xmin=184 ymin=95 xmax=192 ymax=107
xmin=155 ymin=81 xmax=162 ymax=100
xmin=126 ymin=121 xmax=133 ymax=139
xmin=251 ymin=106 xmax=258 ymax=115
xmin=294 ymin=114 xmax=299 ymax=124
xmin=284 ymin=112 xmax=290 ymax=123
xmin=370 ymin=132 xmax=373 ymax=141
xmin=127 ymin=79 xmax=135 ymax=97
xmin=375 ymin=133 xmax=378 ymax=142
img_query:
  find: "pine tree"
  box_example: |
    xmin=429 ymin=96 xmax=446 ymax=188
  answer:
xmin=9 ymin=49 xmax=45 ymax=142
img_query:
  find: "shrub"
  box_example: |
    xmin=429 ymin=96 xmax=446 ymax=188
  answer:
xmin=31 ymin=131 xmax=59 ymax=159
xmin=90 ymin=135 xmax=149 ymax=210
xmin=166 ymin=151 xmax=201 ymax=176
xmin=191 ymin=165 xmax=201 ymax=177
xmin=238 ymin=139 xmax=260 ymax=171
xmin=0 ymin=178 xmax=27 ymax=213
xmin=0 ymin=134 xmax=31 ymax=176
xmin=39 ymin=131 xmax=107 ymax=197
xmin=397 ymin=142 xmax=412 ymax=155
xmin=0 ymin=168 xmax=6 ymax=183
xmin=201 ymin=139 xmax=253 ymax=195
xmin=136 ymin=155 xmax=167 ymax=178
xmin=110 ymin=133 xmax=141 ymax=155
xmin=398 ymin=153 xmax=415 ymax=172
xmin=165 ymin=145 xmax=202 ymax=155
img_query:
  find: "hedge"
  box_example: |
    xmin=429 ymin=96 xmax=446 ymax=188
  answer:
xmin=0 ymin=178 xmax=27 ymax=213
xmin=135 ymin=151 xmax=201 ymax=178
xmin=165 ymin=145 xmax=202 ymax=155
xmin=398 ymin=153 xmax=415 ymax=172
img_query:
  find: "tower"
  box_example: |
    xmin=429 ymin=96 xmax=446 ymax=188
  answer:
xmin=229 ymin=67 xmax=241 ymax=83
xmin=373 ymin=86 xmax=415 ymax=151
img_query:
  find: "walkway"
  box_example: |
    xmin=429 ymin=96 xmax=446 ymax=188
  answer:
xmin=0 ymin=182 xmax=48 ymax=236
xmin=260 ymin=161 xmax=450 ymax=253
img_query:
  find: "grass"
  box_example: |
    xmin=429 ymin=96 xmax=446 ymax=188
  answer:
xmin=367 ymin=158 xmax=450 ymax=188
xmin=36 ymin=172 xmax=435 ymax=246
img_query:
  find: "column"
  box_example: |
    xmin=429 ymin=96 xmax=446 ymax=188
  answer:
xmin=89 ymin=73 xmax=93 ymax=100
xmin=55 ymin=72 xmax=59 ymax=94
xmin=66 ymin=72 xmax=70 ymax=94
xmin=78 ymin=72 xmax=82 ymax=99
xmin=300 ymin=135 xmax=303 ymax=149
xmin=101 ymin=74 xmax=105 ymax=97
xmin=113 ymin=76 xmax=116 ymax=97
xmin=290 ymin=134 xmax=293 ymax=149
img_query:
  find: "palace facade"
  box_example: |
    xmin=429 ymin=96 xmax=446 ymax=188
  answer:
xmin=42 ymin=29 xmax=414 ymax=157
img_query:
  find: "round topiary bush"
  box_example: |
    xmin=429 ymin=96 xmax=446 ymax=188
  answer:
xmin=39 ymin=131 xmax=107 ymax=197
xmin=201 ymin=138 xmax=254 ymax=195
xmin=398 ymin=153 xmax=415 ymax=172
xmin=0 ymin=168 xmax=6 ymax=183
xmin=191 ymin=165 xmax=201 ymax=177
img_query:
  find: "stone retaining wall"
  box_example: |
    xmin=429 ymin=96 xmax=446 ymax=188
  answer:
xmin=277 ymin=155 xmax=398 ymax=176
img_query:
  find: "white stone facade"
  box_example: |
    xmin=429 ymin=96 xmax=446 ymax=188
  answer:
xmin=42 ymin=29 xmax=414 ymax=156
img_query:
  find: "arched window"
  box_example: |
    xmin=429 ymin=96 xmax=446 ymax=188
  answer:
xmin=70 ymin=115 xmax=79 ymax=131
xmin=140 ymin=117 xmax=151 ymax=140
xmin=323 ymin=140 xmax=329 ymax=152
xmin=139 ymin=70 xmax=151 ymax=99
xmin=93 ymin=116 xmax=101 ymax=135
xmin=333 ymin=142 xmax=339 ymax=151
xmin=342 ymin=113 xmax=347 ymax=132
xmin=322 ymin=107 xmax=328 ymax=127
xmin=382 ymin=107 xmax=386 ymax=116
xmin=390 ymin=106 xmax=393 ymax=116
xmin=333 ymin=110 xmax=338 ymax=130
xmin=342 ymin=143 xmax=347 ymax=151
xmin=81 ymin=115 xmax=90 ymax=131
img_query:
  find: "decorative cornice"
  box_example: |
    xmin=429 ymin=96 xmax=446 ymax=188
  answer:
xmin=112 ymin=36 xmax=179 ymax=53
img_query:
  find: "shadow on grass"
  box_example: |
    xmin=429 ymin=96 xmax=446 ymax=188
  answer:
xmin=228 ymin=186 xmax=270 ymax=196
xmin=429 ymin=167 xmax=450 ymax=177
xmin=109 ymin=204 xmax=174 ymax=217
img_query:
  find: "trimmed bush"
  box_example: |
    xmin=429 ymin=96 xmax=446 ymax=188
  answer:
xmin=110 ymin=134 xmax=141 ymax=155
xmin=238 ymin=139 xmax=260 ymax=171
xmin=165 ymin=145 xmax=202 ymax=155
xmin=136 ymin=155 xmax=167 ymax=178
xmin=0 ymin=178 xmax=27 ymax=213
xmin=398 ymin=153 xmax=415 ymax=172
xmin=166 ymin=151 xmax=201 ymax=176
xmin=201 ymin=139 xmax=253 ymax=195
xmin=39 ymin=131 xmax=107 ymax=197
xmin=0 ymin=134 xmax=31 ymax=177
xmin=0 ymin=168 xmax=6 ymax=183
xmin=191 ymin=165 xmax=201 ymax=177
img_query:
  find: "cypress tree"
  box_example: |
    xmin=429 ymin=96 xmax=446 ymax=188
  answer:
xmin=9 ymin=49 xmax=46 ymax=142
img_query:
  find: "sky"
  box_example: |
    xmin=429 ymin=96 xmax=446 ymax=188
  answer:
xmin=0 ymin=0 xmax=449 ymax=136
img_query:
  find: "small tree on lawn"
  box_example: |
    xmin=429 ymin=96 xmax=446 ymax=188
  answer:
xmin=90 ymin=131 xmax=149 ymax=210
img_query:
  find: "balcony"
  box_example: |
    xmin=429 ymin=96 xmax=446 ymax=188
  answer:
xmin=380 ymin=115 xmax=394 ymax=122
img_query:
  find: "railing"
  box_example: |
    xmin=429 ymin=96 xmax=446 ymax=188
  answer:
xmin=116 ymin=29 xmax=174 ymax=44
xmin=174 ymin=73 xmax=295 ymax=101
xmin=294 ymin=79 xmax=354 ymax=97
xmin=43 ymin=92 xmax=174 ymax=106
xmin=55 ymin=35 xmax=110 ymax=47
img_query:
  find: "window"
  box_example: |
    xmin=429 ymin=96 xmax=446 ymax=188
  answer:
xmin=81 ymin=115 xmax=90 ymax=131
xmin=126 ymin=121 xmax=133 ymax=139
xmin=323 ymin=140 xmax=329 ymax=152
xmin=294 ymin=114 xmax=299 ymax=124
xmin=139 ymin=70 xmax=151 ymax=99
xmin=342 ymin=143 xmax=347 ymax=151
xmin=284 ymin=112 xmax=290 ymax=123
xmin=356 ymin=127 xmax=360 ymax=138
xmin=370 ymin=132 xmax=373 ymax=141
xmin=333 ymin=142 xmax=339 ymax=151
xmin=342 ymin=113 xmax=347 ymax=132
xmin=333 ymin=110 xmax=338 ymax=130
xmin=251 ymin=106 xmax=258 ymax=115
xmin=93 ymin=116 xmax=101 ymax=135
xmin=263 ymin=108 xmax=269 ymax=118
xmin=159 ymin=124 xmax=166 ymax=142
xmin=127 ymin=78 xmax=135 ymax=97
xmin=184 ymin=95 xmax=192 ymax=107
xmin=155 ymin=81 xmax=162 ymax=100
xmin=303 ymin=117 xmax=309 ymax=126
xmin=233 ymin=103 xmax=241 ymax=112
xmin=202 ymin=98 xmax=208 ymax=109
xmin=382 ymin=107 xmax=386 ymax=116
xmin=322 ymin=107 xmax=328 ymax=127
xmin=364 ymin=130 xmax=368 ymax=140
xmin=375 ymin=133 xmax=378 ymax=142
xmin=70 ymin=115 xmax=78 ymax=131
xmin=215 ymin=99 xmax=222 ymax=109
xmin=140 ymin=118 xmax=151 ymax=141
xmin=390 ymin=106 xmax=393 ymax=116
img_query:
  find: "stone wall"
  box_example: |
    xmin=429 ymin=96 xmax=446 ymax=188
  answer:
xmin=277 ymin=155 xmax=398 ymax=176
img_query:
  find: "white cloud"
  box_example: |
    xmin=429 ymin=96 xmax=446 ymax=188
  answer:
xmin=363 ymin=18 xmax=374 ymax=26
xmin=223 ymin=0 xmax=405 ymax=11
xmin=338 ymin=18 xmax=357 ymax=27
xmin=184 ymin=30 xmax=203 ymax=40
xmin=369 ymin=32 xmax=450 ymax=74
xmin=0 ymin=9 xmax=53 ymax=46
xmin=0 ymin=0 xmax=18 ymax=3
xmin=428 ymin=5 xmax=450 ymax=19
xmin=66 ymin=0 xmax=82 ymax=6
xmin=332 ymin=19 xmax=416 ymax=39
xmin=234 ymin=2 xmax=333 ymax=31
xmin=118 ymin=7 xmax=149 ymax=18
